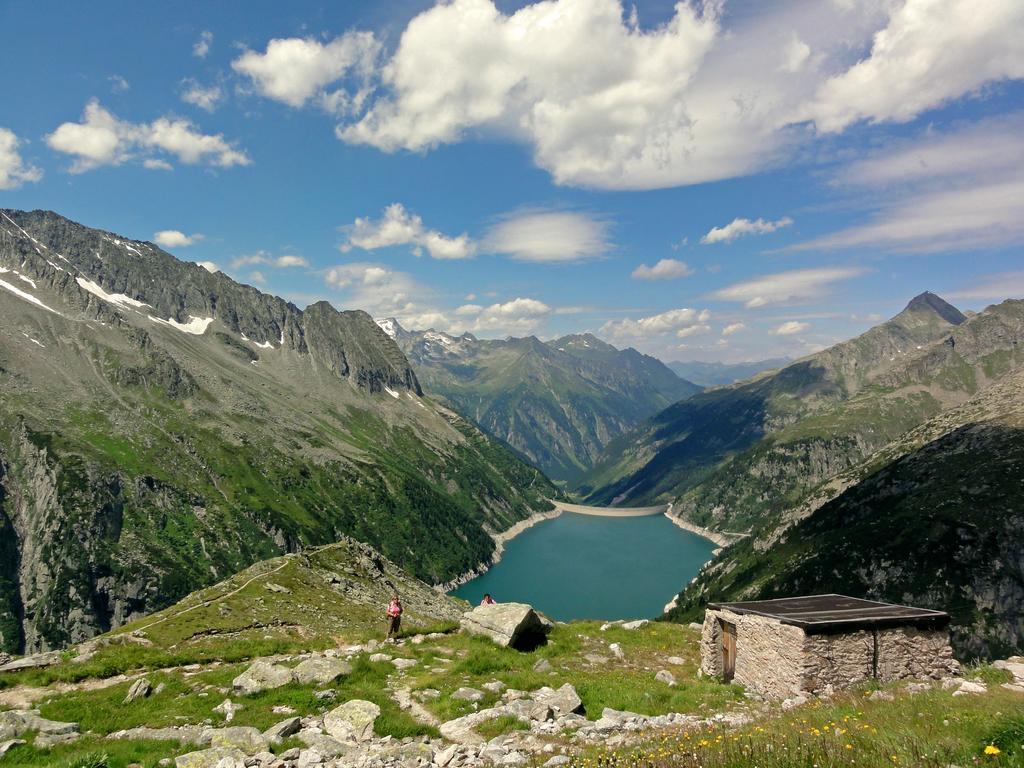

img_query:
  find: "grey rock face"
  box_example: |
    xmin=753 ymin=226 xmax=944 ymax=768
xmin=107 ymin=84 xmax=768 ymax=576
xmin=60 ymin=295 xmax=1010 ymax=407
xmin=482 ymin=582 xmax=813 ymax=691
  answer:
xmin=291 ymin=657 xmax=352 ymax=686
xmin=322 ymin=699 xmax=380 ymax=742
xmin=232 ymin=660 xmax=293 ymax=695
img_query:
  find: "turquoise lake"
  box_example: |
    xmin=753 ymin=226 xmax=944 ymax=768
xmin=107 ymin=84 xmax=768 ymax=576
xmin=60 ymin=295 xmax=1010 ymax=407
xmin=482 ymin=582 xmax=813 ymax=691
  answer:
xmin=451 ymin=513 xmax=715 ymax=621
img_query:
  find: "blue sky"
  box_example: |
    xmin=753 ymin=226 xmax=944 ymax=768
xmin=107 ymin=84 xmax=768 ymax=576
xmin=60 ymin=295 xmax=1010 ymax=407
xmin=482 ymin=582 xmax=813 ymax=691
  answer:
xmin=1 ymin=0 xmax=1022 ymax=363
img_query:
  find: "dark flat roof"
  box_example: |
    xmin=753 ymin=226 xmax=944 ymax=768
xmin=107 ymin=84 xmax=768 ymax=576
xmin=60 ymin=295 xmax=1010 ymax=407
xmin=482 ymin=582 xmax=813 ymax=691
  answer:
xmin=707 ymin=594 xmax=949 ymax=634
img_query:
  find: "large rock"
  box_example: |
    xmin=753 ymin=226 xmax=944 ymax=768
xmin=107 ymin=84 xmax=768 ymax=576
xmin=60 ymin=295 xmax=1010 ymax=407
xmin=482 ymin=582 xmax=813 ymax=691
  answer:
xmin=263 ymin=716 xmax=301 ymax=743
xmin=534 ymin=683 xmax=584 ymax=716
xmin=123 ymin=677 xmax=152 ymax=703
xmin=460 ymin=603 xmax=552 ymax=650
xmin=292 ymin=656 xmax=352 ymax=686
xmin=232 ymin=660 xmax=293 ymax=695
xmin=323 ymin=699 xmax=380 ymax=742
xmin=175 ymin=747 xmax=248 ymax=768
xmin=205 ymin=725 xmax=268 ymax=753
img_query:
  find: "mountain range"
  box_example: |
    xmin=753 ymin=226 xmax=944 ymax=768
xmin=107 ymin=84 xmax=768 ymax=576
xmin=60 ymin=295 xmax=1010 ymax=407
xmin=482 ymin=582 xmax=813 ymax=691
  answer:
xmin=0 ymin=209 xmax=558 ymax=654
xmin=665 ymin=358 xmax=789 ymax=388
xmin=378 ymin=320 xmax=700 ymax=482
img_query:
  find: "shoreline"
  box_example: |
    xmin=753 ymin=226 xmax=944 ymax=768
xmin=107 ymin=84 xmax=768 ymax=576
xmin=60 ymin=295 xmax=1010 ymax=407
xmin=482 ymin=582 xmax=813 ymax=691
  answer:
xmin=435 ymin=505 xmax=563 ymax=593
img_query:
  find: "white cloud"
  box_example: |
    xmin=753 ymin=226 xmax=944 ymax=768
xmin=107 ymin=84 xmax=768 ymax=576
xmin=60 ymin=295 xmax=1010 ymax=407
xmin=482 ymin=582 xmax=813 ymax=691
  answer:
xmin=0 ymin=128 xmax=42 ymax=190
xmin=249 ymin=270 xmax=266 ymax=285
xmin=232 ymin=32 xmax=380 ymax=111
xmin=676 ymin=323 xmax=711 ymax=338
xmin=108 ymin=75 xmax=130 ymax=93
xmin=455 ymin=303 xmax=483 ymax=316
xmin=193 ymin=30 xmax=213 ymax=59
xmin=631 ymin=258 xmax=693 ymax=281
xmin=711 ymin=266 xmax=867 ymax=308
xmin=46 ymin=100 xmax=250 ymax=172
xmin=721 ymin=322 xmax=745 ymax=336
xmin=772 ymin=320 xmax=810 ymax=335
xmin=701 ymin=216 xmax=793 ymax=244
xmin=154 ymin=230 xmax=204 ymax=248
xmin=945 ymin=271 xmax=1024 ymax=303
xmin=181 ymin=80 xmax=224 ymax=112
xmin=601 ymin=307 xmax=711 ymax=340
xmin=143 ymin=158 xmax=173 ymax=170
xmin=793 ymin=115 xmax=1024 ymax=253
xmin=484 ymin=210 xmax=610 ymax=263
xmin=196 ymin=261 xmax=220 ymax=273
xmin=341 ymin=203 xmax=475 ymax=260
xmin=325 ymin=0 xmax=1023 ymax=190
xmin=230 ymin=251 xmax=310 ymax=269
xmin=472 ymin=298 xmax=552 ymax=333
xmin=804 ymin=0 xmax=1024 ymax=133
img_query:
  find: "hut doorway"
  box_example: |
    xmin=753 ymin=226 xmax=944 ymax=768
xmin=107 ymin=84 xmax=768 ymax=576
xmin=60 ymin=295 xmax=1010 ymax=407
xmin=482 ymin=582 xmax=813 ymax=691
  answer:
xmin=720 ymin=620 xmax=736 ymax=681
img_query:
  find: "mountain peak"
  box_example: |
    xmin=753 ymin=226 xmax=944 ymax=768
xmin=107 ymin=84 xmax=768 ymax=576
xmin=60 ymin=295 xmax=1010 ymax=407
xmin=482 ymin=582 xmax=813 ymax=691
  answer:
xmin=902 ymin=292 xmax=966 ymax=326
xmin=375 ymin=317 xmax=405 ymax=339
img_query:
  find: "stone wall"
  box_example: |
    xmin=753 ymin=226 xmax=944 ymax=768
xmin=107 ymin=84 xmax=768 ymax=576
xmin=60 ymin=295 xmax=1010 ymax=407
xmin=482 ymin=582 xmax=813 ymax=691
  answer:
xmin=701 ymin=608 xmax=807 ymax=698
xmin=702 ymin=609 xmax=959 ymax=698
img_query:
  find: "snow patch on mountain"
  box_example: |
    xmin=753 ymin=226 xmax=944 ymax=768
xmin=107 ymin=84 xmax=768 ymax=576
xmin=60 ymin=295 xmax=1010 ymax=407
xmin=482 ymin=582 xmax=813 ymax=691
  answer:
xmin=76 ymin=277 xmax=150 ymax=310
xmin=148 ymin=314 xmax=215 ymax=335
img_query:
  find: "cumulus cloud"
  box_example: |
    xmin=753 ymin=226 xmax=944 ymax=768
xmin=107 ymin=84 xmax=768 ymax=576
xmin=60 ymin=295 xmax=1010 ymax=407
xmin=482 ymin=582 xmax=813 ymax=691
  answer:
xmin=484 ymin=211 xmax=610 ymax=263
xmin=181 ymin=80 xmax=224 ymax=112
xmin=711 ymin=266 xmax=867 ymax=308
xmin=154 ymin=230 xmax=204 ymax=248
xmin=721 ymin=322 xmax=745 ymax=336
xmin=631 ymin=258 xmax=693 ymax=281
xmin=230 ymin=251 xmax=310 ymax=269
xmin=321 ymin=0 xmax=1024 ymax=190
xmin=701 ymin=216 xmax=792 ymax=244
xmin=340 ymin=203 xmax=475 ymax=260
xmin=0 ymin=128 xmax=42 ymax=190
xmin=46 ymin=100 xmax=250 ymax=172
xmin=792 ymin=115 xmax=1024 ymax=253
xmin=193 ymin=30 xmax=213 ymax=58
xmin=804 ymin=0 xmax=1024 ymax=133
xmin=772 ymin=320 xmax=810 ymax=335
xmin=472 ymin=298 xmax=552 ymax=333
xmin=676 ymin=323 xmax=711 ymax=338
xmin=232 ymin=32 xmax=380 ymax=112
xmin=601 ymin=308 xmax=711 ymax=340
xmin=196 ymin=261 xmax=219 ymax=273
xmin=249 ymin=270 xmax=266 ymax=285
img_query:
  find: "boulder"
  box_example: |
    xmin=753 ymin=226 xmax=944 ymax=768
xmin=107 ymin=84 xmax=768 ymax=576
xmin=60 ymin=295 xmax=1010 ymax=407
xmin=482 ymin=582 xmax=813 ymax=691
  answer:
xmin=535 ymin=684 xmax=584 ymax=716
xmin=292 ymin=657 xmax=352 ymax=686
xmin=0 ymin=651 xmax=61 ymax=673
xmin=655 ymin=670 xmax=676 ymax=687
xmin=263 ymin=716 xmax=301 ymax=743
xmin=123 ymin=677 xmax=152 ymax=704
xmin=452 ymin=687 xmax=485 ymax=702
xmin=205 ymin=726 xmax=269 ymax=753
xmin=232 ymin=661 xmax=293 ymax=695
xmin=174 ymin=747 xmax=248 ymax=768
xmin=212 ymin=699 xmax=242 ymax=723
xmin=533 ymin=659 xmax=553 ymax=673
xmin=621 ymin=620 xmax=649 ymax=630
xmin=0 ymin=739 xmax=25 ymax=757
xmin=298 ymin=732 xmax=350 ymax=758
xmin=439 ymin=708 xmax=507 ymax=744
xmin=460 ymin=603 xmax=552 ymax=650
xmin=323 ymin=699 xmax=380 ymax=741
xmin=391 ymin=657 xmax=418 ymax=671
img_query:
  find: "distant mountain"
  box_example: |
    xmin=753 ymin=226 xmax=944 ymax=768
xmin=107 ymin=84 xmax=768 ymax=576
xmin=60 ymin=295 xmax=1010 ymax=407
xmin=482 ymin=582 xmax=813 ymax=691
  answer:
xmin=665 ymin=358 xmax=789 ymax=388
xmin=670 ymin=365 xmax=1024 ymax=659
xmin=579 ymin=292 xmax=1023 ymax=535
xmin=379 ymin=322 xmax=700 ymax=482
xmin=0 ymin=209 xmax=558 ymax=653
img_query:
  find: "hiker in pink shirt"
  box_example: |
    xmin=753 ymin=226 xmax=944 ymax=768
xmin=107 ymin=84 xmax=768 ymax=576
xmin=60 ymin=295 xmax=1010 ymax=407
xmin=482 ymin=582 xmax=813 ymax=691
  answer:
xmin=385 ymin=592 xmax=403 ymax=641
xmin=480 ymin=593 xmax=497 ymax=605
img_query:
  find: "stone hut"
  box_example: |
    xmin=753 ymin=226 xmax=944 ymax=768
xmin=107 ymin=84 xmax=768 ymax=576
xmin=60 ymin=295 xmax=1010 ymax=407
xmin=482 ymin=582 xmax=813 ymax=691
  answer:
xmin=700 ymin=595 xmax=958 ymax=698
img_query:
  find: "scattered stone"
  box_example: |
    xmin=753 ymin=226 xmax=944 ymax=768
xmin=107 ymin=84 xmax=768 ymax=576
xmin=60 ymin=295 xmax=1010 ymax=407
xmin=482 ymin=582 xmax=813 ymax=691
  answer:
xmin=666 ymin=656 xmax=686 ymax=666
xmin=452 ymin=687 xmax=485 ymax=702
xmin=213 ymin=699 xmax=242 ymax=723
xmin=107 ymin=726 xmax=208 ymax=745
xmin=272 ymin=705 xmax=296 ymax=715
xmin=154 ymin=682 xmax=166 ymax=695
xmin=655 ymin=670 xmax=676 ymax=687
xmin=298 ymin=733 xmax=350 ymax=759
xmin=544 ymin=755 xmax=571 ymax=767
xmin=953 ymin=680 xmax=987 ymax=696
xmin=264 ymin=582 xmax=291 ymax=594
xmin=33 ymin=732 xmax=79 ymax=748
xmin=536 ymin=684 xmax=584 ymax=716
xmin=263 ymin=716 xmax=301 ymax=743
xmin=905 ymin=682 xmax=931 ymax=694
xmin=232 ymin=661 xmax=293 ymax=696
xmin=584 ymin=654 xmax=609 ymax=664
xmin=781 ymin=694 xmax=808 ymax=711
xmin=174 ymin=746 xmax=248 ymax=768
xmin=609 ymin=643 xmax=624 ymax=660
xmin=533 ymin=658 xmax=553 ymax=673
xmin=0 ymin=740 xmax=25 ymax=757
xmin=123 ymin=677 xmax=152 ymax=704
xmin=483 ymin=681 xmax=507 ymax=694
xmin=435 ymin=744 xmax=459 ymax=767
xmin=0 ymin=651 xmax=62 ymax=673
xmin=622 ymin=620 xmax=649 ymax=630
xmin=1001 ymin=683 xmax=1024 ymax=694
xmin=313 ymin=689 xmax=338 ymax=701
xmin=369 ymin=653 xmax=392 ymax=663
xmin=460 ymin=603 xmax=553 ymax=650
xmin=391 ymin=657 xmax=418 ymax=670
xmin=323 ymin=699 xmax=380 ymax=742
xmin=867 ymin=690 xmax=894 ymax=701
xmin=292 ymin=657 xmax=352 ymax=686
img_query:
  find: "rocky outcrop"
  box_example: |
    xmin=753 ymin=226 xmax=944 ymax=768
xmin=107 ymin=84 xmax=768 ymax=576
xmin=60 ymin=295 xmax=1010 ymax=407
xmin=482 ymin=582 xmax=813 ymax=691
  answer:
xmin=460 ymin=603 xmax=553 ymax=650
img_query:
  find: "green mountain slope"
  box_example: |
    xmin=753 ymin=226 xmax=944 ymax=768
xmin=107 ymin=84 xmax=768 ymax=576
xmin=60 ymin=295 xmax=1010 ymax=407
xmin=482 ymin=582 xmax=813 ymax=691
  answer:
xmin=665 ymin=358 xmax=789 ymax=388
xmin=669 ymin=365 xmax=1024 ymax=659
xmin=381 ymin=323 xmax=700 ymax=482
xmin=0 ymin=209 xmax=558 ymax=654
xmin=580 ymin=294 xmax=1024 ymax=534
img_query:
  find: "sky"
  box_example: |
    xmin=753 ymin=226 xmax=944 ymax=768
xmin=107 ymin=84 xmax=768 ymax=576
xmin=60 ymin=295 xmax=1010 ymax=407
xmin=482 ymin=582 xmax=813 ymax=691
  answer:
xmin=1 ymin=0 xmax=1022 ymax=363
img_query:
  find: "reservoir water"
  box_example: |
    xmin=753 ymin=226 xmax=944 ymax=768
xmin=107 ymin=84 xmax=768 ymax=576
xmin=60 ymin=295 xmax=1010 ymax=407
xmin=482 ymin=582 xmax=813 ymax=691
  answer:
xmin=451 ymin=512 xmax=715 ymax=621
